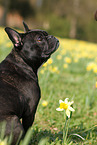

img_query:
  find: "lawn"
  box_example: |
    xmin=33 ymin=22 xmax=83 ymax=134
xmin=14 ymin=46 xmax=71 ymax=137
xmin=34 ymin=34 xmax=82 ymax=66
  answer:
xmin=0 ymin=27 xmax=97 ymax=145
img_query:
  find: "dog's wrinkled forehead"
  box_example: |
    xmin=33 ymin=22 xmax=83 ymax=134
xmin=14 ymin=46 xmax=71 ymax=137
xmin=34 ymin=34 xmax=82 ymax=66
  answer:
xmin=25 ymin=29 xmax=48 ymax=36
xmin=28 ymin=29 xmax=48 ymax=36
xmin=22 ymin=29 xmax=48 ymax=41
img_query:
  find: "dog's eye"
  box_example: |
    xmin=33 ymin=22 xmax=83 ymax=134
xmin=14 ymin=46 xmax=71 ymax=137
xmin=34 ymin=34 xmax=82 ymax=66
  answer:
xmin=36 ymin=36 xmax=43 ymax=42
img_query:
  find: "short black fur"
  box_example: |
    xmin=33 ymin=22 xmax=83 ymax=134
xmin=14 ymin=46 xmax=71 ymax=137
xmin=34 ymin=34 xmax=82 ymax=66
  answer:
xmin=0 ymin=22 xmax=59 ymax=144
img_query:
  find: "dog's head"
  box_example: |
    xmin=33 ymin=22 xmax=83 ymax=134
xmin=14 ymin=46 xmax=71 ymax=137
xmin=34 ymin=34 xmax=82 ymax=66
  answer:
xmin=5 ymin=22 xmax=59 ymax=72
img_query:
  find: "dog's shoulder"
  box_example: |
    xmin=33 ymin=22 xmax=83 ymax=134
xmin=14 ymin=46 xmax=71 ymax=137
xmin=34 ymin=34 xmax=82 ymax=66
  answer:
xmin=0 ymin=50 xmax=38 ymax=82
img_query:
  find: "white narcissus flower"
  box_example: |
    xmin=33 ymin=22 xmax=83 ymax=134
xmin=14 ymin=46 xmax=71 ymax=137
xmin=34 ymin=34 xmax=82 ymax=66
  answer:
xmin=56 ymin=98 xmax=75 ymax=118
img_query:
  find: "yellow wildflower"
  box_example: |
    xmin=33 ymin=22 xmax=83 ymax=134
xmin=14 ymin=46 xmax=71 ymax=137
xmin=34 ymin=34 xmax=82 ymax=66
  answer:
xmin=86 ymin=62 xmax=97 ymax=71
xmin=63 ymin=64 xmax=68 ymax=69
xmin=47 ymin=58 xmax=53 ymax=64
xmin=49 ymin=66 xmax=59 ymax=74
xmin=43 ymin=63 xmax=48 ymax=67
xmin=0 ymin=139 xmax=7 ymax=145
xmin=95 ymin=82 xmax=97 ymax=88
xmin=40 ymin=69 xmax=45 ymax=74
xmin=56 ymin=98 xmax=75 ymax=118
xmin=64 ymin=57 xmax=71 ymax=64
xmin=86 ymin=65 xmax=92 ymax=71
xmin=52 ymin=67 xmax=58 ymax=72
xmin=42 ymin=100 xmax=48 ymax=107
xmin=93 ymin=66 xmax=97 ymax=73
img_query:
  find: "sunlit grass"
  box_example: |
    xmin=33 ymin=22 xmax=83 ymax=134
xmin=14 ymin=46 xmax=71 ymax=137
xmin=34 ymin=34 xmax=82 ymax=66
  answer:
xmin=0 ymin=27 xmax=97 ymax=144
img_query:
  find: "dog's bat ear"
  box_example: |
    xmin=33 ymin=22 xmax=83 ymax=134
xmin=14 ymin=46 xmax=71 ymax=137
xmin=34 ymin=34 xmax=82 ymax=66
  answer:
xmin=5 ymin=27 xmax=23 ymax=48
xmin=23 ymin=21 xmax=30 ymax=32
xmin=95 ymin=10 xmax=97 ymax=21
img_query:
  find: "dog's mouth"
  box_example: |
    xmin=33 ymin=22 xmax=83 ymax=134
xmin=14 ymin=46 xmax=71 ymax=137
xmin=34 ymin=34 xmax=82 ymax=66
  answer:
xmin=42 ymin=36 xmax=59 ymax=58
xmin=55 ymin=39 xmax=60 ymax=51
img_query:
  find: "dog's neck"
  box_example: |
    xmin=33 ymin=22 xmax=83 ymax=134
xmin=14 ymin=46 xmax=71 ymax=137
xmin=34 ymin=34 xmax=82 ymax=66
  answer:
xmin=17 ymin=50 xmax=45 ymax=75
xmin=6 ymin=49 xmax=39 ymax=81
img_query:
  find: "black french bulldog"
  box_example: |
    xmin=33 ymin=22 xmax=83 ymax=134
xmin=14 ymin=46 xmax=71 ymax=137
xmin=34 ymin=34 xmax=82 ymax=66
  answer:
xmin=0 ymin=22 xmax=59 ymax=144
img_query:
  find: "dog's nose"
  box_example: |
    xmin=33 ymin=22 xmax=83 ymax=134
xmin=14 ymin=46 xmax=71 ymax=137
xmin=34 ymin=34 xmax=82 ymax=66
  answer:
xmin=56 ymin=38 xmax=59 ymax=43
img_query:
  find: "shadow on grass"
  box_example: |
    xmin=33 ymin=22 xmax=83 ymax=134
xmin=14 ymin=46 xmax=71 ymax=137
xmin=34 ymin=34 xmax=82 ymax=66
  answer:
xmin=30 ymin=123 xmax=97 ymax=144
xmin=30 ymin=127 xmax=62 ymax=145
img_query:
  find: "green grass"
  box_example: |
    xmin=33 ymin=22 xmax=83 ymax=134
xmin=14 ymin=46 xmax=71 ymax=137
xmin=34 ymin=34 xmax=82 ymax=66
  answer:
xmin=0 ymin=27 xmax=97 ymax=144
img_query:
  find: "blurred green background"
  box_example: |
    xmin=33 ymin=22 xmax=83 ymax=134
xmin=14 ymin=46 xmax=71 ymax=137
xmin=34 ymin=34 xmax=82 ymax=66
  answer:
xmin=0 ymin=0 xmax=97 ymax=42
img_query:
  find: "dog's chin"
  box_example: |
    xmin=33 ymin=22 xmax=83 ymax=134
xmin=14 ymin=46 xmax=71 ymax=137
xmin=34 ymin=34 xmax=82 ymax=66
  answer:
xmin=43 ymin=41 xmax=59 ymax=57
xmin=41 ymin=50 xmax=55 ymax=59
xmin=41 ymin=53 xmax=50 ymax=59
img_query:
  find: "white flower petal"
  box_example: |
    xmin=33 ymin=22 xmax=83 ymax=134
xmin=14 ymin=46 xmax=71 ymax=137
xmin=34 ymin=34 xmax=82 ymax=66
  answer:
xmin=68 ymin=101 xmax=74 ymax=105
xmin=59 ymin=100 xmax=64 ymax=104
xmin=64 ymin=98 xmax=69 ymax=104
xmin=56 ymin=108 xmax=64 ymax=111
xmin=66 ymin=109 xmax=70 ymax=118
xmin=68 ymin=106 xmax=75 ymax=112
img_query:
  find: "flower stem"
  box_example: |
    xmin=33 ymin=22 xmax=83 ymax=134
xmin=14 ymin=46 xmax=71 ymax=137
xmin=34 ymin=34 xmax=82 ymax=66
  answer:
xmin=63 ymin=112 xmax=70 ymax=145
xmin=63 ymin=114 xmax=67 ymax=144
